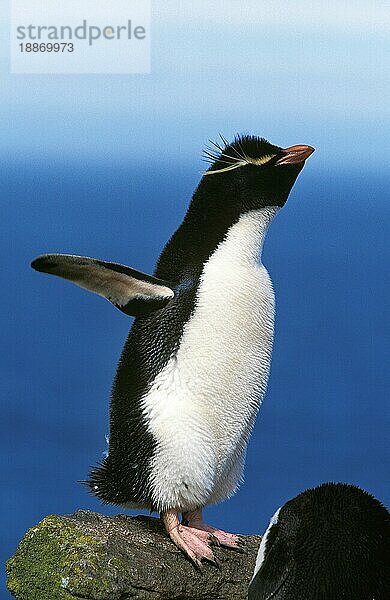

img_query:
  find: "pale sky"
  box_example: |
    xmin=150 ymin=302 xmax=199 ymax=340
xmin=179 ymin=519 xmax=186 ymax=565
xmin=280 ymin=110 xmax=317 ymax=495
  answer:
xmin=0 ymin=1 xmax=389 ymax=168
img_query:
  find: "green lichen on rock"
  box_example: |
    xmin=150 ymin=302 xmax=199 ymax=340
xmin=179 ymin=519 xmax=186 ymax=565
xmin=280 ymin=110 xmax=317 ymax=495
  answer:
xmin=7 ymin=511 xmax=261 ymax=600
xmin=6 ymin=513 xmax=131 ymax=600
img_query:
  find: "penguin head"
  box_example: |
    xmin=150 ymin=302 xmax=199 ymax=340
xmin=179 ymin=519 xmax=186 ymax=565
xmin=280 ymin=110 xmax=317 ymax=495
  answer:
xmin=157 ymin=134 xmax=314 ymax=277
xmin=249 ymin=483 xmax=390 ymax=600
xmin=198 ymin=134 xmax=314 ymax=216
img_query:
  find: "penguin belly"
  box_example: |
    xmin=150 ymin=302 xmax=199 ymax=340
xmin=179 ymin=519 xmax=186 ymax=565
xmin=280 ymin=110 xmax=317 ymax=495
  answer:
xmin=142 ymin=209 xmax=276 ymax=512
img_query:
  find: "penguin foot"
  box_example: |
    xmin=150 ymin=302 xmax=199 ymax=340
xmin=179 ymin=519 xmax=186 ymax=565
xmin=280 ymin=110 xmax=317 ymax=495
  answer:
xmin=161 ymin=509 xmax=217 ymax=568
xmin=182 ymin=509 xmax=241 ymax=549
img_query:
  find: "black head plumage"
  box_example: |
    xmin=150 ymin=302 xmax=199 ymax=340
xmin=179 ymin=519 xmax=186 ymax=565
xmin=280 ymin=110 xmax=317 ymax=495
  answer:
xmin=249 ymin=482 xmax=390 ymax=600
xmin=194 ymin=134 xmax=313 ymax=220
xmin=203 ymin=134 xmax=283 ymax=173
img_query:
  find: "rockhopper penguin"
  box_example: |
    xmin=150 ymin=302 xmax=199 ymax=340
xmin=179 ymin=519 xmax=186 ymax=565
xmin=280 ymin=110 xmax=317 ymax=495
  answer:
xmin=32 ymin=135 xmax=314 ymax=566
xmin=249 ymin=482 xmax=390 ymax=600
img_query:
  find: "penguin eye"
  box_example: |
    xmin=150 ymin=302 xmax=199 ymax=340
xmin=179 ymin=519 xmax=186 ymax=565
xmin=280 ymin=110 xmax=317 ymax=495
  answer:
xmin=203 ymin=153 xmax=276 ymax=176
xmin=247 ymin=154 xmax=276 ymax=166
xmin=202 ymin=135 xmax=280 ymax=176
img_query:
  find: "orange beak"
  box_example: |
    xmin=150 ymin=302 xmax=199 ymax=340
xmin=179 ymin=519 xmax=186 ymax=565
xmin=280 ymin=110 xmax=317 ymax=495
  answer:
xmin=275 ymin=145 xmax=315 ymax=165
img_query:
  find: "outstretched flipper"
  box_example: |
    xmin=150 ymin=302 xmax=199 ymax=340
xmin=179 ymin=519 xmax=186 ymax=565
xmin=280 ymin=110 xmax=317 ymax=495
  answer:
xmin=31 ymin=254 xmax=175 ymax=317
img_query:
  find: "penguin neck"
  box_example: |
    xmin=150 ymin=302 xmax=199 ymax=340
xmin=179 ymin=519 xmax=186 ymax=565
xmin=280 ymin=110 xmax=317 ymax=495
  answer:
xmin=156 ymin=206 xmax=279 ymax=281
xmin=223 ymin=207 xmax=279 ymax=265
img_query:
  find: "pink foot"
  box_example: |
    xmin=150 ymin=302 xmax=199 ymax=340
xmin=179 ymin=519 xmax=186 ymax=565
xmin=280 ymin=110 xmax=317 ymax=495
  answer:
xmin=182 ymin=509 xmax=241 ymax=549
xmin=161 ymin=510 xmax=217 ymax=568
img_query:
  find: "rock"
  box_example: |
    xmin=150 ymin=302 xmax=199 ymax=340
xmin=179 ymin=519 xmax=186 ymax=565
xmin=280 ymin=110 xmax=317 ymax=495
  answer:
xmin=6 ymin=511 xmax=261 ymax=599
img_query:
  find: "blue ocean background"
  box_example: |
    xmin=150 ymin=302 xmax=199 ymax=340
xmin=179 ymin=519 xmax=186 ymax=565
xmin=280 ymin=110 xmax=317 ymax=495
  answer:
xmin=1 ymin=2 xmax=390 ymax=597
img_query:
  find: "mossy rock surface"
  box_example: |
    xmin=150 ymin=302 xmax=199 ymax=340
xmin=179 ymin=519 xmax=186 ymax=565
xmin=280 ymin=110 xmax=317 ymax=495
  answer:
xmin=6 ymin=511 xmax=261 ymax=600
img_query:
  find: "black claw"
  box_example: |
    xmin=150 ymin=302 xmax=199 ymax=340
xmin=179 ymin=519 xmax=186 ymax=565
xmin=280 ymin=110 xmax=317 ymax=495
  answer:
xmin=209 ymin=534 xmax=221 ymax=547
xmin=203 ymin=554 xmax=221 ymax=569
xmin=231 ymin=545 xmax=246 ymax=554
xmin=191 ymin=557 xmax=203 ymax=570
xmin=217 ymin=542 xmax=246 ymax=553
xmin=232 ymin=539 xmax=247 ymax=553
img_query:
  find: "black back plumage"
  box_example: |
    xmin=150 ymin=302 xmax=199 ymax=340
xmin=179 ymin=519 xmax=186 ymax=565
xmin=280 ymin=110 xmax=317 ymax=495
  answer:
xmin=87 ymin=135 xmax=307 ymax=506
xmin=249 ymin=483 xmax=390 ymax=600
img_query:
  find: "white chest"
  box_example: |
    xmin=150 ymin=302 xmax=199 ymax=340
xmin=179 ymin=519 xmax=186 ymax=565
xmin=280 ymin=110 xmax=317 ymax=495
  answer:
xmin=142 ymin=208 xmax=278 ymax=510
